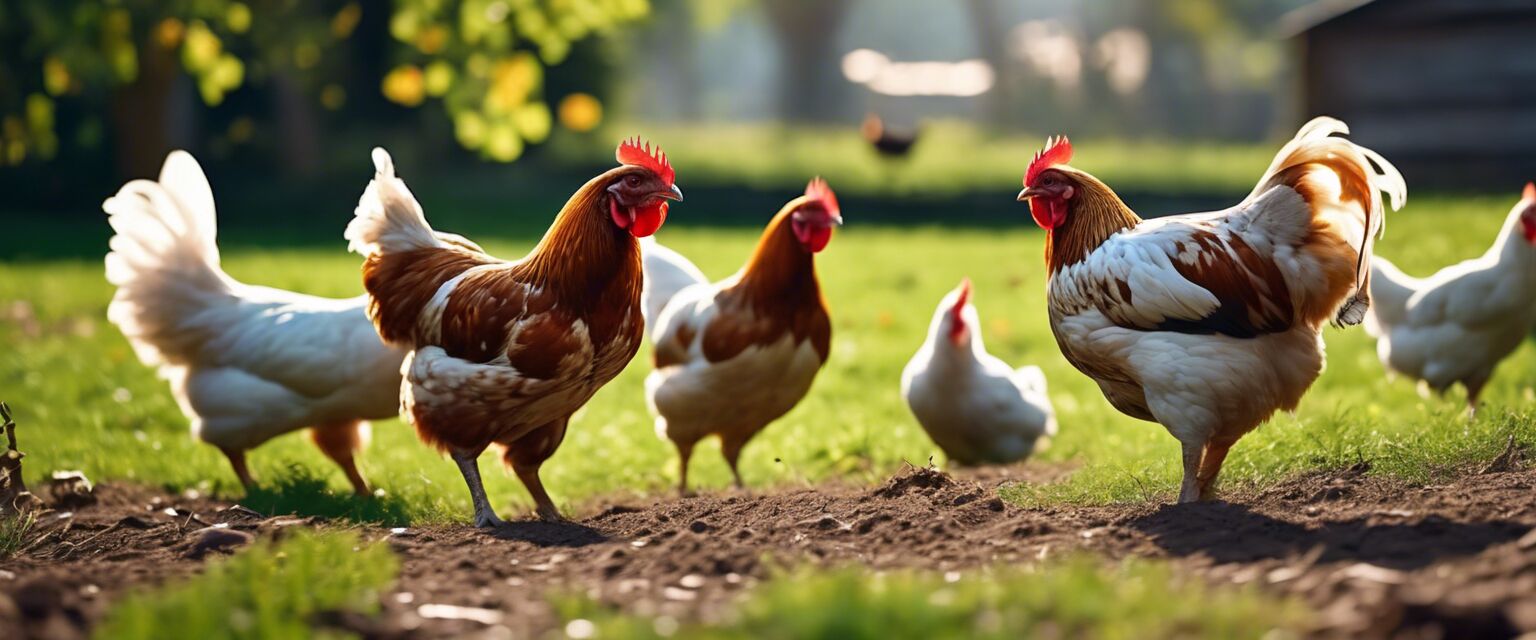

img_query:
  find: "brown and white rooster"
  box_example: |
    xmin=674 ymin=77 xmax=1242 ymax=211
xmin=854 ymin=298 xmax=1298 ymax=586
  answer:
xmin=1018 ymin=117 xmax=1405 ymax=503
xmin=346 ymin=139 xmax=682 ymax=526
xmin=641 ymin=179 xmax=841 ymax=493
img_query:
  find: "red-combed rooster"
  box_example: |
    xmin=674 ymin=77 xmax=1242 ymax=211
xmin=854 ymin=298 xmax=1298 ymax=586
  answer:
xmin=345 ymin=139 xmax=682 ymax=526
xmin=641 ymin=179 xmax=841 ymax=493
xmin=1018 ymin=117 xmax=1405 ymax=503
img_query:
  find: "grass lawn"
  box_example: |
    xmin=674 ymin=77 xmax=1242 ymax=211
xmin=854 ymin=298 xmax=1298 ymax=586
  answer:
xmin=5 ymin=125 xmax=1534 ymax=637
xmin=1 ymin=188 xmax=1531 ymax=524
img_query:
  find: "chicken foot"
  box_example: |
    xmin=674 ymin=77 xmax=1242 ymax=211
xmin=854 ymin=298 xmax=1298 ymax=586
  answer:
xmin=451 ymin=451 xmax=506 ymax=528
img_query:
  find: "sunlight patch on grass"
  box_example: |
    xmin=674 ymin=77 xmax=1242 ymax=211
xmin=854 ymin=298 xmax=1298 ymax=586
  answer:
xmin=94 ymin=530 xmax=396 ymax=640
xmin=554 ymin=559 xmax=1307 ymax=639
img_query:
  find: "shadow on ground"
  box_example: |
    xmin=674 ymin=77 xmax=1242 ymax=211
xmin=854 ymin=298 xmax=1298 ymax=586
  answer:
xmin=237 ymin=468 xmax=414 ymax=526
xmin=1131 ymin=500 xmax=1528 ymax=569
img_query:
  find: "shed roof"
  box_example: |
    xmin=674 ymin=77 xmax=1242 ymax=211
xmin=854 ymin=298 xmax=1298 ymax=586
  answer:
xmin=1277 ymin=0 xmax=1376 ymax=38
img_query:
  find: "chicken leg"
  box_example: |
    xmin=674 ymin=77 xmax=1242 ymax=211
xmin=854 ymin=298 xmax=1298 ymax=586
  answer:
xmin=721 ymin=436 xmax=747 ymax=489
xmin=1177 ymin=442 xmax=1203 ymax=504
xmin=503 ymin=420 xmax=568 ymax=521
xmin=1464 ymin=373 xmax=1491 ymax=419
xmin=311 ymin=420 xmax=371 ymax=496
xmin=221 ymin=447 xmax=253 ymax=490
xmin=452 ymin=451 xmax=505 ymax=528
xmin=674 ymin=440 xmax=696 ymax=496
xmin=1195 ymin=440 xmax=1234 ymax=500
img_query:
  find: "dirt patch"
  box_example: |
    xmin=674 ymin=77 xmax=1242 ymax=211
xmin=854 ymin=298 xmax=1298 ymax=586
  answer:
xmin=3 ymin=463 xmax=1535 ymax=639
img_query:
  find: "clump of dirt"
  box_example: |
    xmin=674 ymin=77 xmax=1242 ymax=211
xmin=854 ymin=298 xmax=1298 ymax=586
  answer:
xmin=3 ymin=463 xmax=1536 ymax=639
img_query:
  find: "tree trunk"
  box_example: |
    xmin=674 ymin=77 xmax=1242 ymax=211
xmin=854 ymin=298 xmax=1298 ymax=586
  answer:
xmin=271 ymin=72 xmax=323 ymax=177
xmin=109 ymin=38 xmax=180 ymax=180
xmin=965 ymin=0 xmax=1013 ymax=127
xmin=762 ymin=0 xmax=852 ymax=123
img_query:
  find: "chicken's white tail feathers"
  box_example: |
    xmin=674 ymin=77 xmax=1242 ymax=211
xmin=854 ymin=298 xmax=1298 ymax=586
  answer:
xmin=103 ymin=151 xmax=236 ymax=367
xmin=1364 ymin=257 xmax=1419 ymax=336
xmin=1249 ymin=116 xmax=1407 ymax=326
xmin=1013 ymin=364 xmax=1048 ymax=392
xmin=345 ymin=148 xmax=443 ymax=258
xmin=640 ymin=237 xmax=710 ymax=328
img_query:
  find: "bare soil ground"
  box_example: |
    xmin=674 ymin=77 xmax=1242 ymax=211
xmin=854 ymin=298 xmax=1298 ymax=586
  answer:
xmin=3 ymin=460 xmax=1536 ymax=639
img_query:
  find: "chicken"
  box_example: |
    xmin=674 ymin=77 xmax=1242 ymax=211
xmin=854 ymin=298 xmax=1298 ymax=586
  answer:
xmin=1017 ymin=117 xmax=1406 ymax=503
xmin=104 ymin=151 xmax=414 ymax=496
xmin=901 ymin=278 xmax=1057 ymax=465
xmin=345 ymin=139 xmax=682 ymax=526
xmin=1365 ymin=183 xmax=1536 ymax=413
xmin=861 ymin=113 xmax=920 ymax=159
xmin=642 ymin=179 xmax=841 ymax=493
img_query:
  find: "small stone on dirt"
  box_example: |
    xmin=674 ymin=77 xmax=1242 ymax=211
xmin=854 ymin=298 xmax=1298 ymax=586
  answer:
xmin=416 ymin=603 xmax=504 ymax=625
xmin=662 ymin=586 xmax=697 ymax=601
xmin=796 ymin=515 xmax=851 ymax=531
xmin=116 ymin=515 xmax=154 ymax=529
xmin=46 ymin=471 xmax=95 ymax=508
xmin=183 ymin=525 xmax=253 ymax=559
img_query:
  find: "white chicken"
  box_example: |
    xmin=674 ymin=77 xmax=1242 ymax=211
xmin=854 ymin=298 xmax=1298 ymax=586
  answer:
xmin=1366 ymin=183 xmax=1536 ymax=412
xmin=901 ymin=278 xmax=1057 ymax=465
xmin=103 ymin=151 xmax=415 ymax=495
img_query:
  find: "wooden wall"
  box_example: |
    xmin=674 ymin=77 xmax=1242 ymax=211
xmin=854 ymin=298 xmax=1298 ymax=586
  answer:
xmin=1298 ymin=0 xmax=1536 ymax=189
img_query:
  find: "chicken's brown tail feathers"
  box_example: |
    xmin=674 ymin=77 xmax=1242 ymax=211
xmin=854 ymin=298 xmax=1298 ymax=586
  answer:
xmin=1249 ymin=117 xmax=1406 ymax=327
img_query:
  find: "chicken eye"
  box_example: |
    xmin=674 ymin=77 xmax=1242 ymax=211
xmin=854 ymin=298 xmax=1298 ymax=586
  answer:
xmin=626 ymin=175 xmax=641 ymax=187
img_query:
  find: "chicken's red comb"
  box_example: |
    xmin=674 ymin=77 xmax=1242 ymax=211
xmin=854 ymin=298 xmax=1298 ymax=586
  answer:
xmin=616 ymin=137 xmax=674 ymax=187
xmin=1024 ymin=135 xmax=1073 ymax=186
xmin=1524 ymin=182 xmax=1535 ymax=202
xmin=805 ymin=177 xmax=840 ymax=218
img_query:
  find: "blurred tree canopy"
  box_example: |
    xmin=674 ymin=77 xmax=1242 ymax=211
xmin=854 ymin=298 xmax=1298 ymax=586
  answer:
xmin=0 ymin=0 xmax=649 ymax=177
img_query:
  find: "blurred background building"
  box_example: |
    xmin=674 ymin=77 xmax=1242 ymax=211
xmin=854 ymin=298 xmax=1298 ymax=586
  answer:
xmin=1285 ymin=0 xmax=1536 ymax=187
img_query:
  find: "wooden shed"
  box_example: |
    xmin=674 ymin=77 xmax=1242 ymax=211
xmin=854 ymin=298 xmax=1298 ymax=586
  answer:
xmin=1282 ymin=0 xmax=1536 ymax=189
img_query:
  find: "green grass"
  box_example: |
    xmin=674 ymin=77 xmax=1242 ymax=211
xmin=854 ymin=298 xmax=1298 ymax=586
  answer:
xmin=1 ymin=189 xmax=1533 ymax=523
xmin=94 ymin=529 xmax=396 ymax=640
xmin=554 ymin=559 xmax=1307 ymax=639
xmin=552 ymin=119 xmax=1279 ymax=197
xmin=0 ymin=511 xmax=37 ymax=558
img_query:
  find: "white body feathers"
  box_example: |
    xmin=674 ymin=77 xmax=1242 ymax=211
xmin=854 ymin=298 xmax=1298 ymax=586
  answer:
xmin=104 ymin=151 xmax=405 ymax=452
xmin=901 ymin=284 xmax=1057 ymax=465
xmin=1365 ymin=195 xmax=1536 ymax=401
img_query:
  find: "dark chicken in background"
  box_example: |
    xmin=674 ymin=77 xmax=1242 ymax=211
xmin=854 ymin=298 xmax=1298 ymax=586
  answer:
xmin=861 ymin=113 xmax=921 ymax=160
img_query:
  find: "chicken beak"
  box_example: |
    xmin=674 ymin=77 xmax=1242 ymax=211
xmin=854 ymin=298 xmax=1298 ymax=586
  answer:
xmin=1016 ymin=187 xmax=1040 ymax=202
xmin=663 ymin=184 xmax=684 ymax=202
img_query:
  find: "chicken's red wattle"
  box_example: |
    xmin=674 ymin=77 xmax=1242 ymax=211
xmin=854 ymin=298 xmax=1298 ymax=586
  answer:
xmin=793 ymin=219 xmax=833 ymax=253
xmin=1030 ymin=198 xmax=1068 ymax=230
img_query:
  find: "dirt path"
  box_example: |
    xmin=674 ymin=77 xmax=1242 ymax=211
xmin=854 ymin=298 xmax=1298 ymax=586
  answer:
xmin=3 ymin=462 xmax=1535 ymax=639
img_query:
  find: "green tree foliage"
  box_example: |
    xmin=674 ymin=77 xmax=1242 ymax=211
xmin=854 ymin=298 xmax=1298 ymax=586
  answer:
xmin=383 ymin=0 xmax=649 ymax=161
xmin=0 ymin=0 xmax=649 ymax=169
